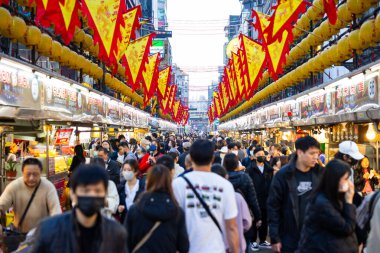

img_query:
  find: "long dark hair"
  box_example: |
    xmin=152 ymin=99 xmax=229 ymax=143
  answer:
xmin=74 ymin=145 xmax=84 ymax=157
xmin=146 ymin=164 xmax=178 ymax=207
xmin=313 ymin=159 xmax=351 ymax=210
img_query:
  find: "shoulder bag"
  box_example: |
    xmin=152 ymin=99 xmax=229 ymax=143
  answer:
xmin=181 ymin=175 xmax=223 ymax=233
xmin=132 ymin=221 xmax=161 ymax=253
xmin=3 ymin=181 xmax=41 ymax=253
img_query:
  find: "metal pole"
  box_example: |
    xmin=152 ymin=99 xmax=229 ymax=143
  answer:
xmin=376 ymin=141 xmax=379 ymax=172
xmin=46 ymin=124 xmax=50 ymax=178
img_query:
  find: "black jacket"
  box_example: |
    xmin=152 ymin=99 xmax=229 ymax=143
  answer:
xmin=354 ymin=168 xmax=379 ymax=193
xmin=296 ymin=193 xmax=358 ymax=253
xmin=69 ymin=156 xmax=85 ymax=173
xmin=246 ymin=162 xmax=273 ymax=208
xmin=125 ymin=191 xmax=189 ymax=253
xmin=106 ymin=159 xmax=120 ymax=186
xmin=117 ymin=179 xmax=146 ymax=222
xmin=228 ymin=170 xmax=262 ymax=220
xmin=242 ymin=157 xmax=255 ymax=169
xmin=267 ymin=157 xmax=324 ymax=252
xmin=178 ymin=151 xmax=189 ymax=169
xmin=31 ymin=210 xmax=127 ymax=253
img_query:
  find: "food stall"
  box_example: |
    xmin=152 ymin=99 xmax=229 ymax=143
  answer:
xmin=218 ymin=60 xmax=380 ymax=171
xmin=0 ymin=55 xmax=154 ymax=207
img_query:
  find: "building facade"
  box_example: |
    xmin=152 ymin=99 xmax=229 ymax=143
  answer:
xmin=172 ymin=65 xmax=189 ymax=107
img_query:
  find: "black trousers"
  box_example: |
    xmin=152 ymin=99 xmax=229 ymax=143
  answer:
xmin=252 ymin=207 xmax=268 ymax=243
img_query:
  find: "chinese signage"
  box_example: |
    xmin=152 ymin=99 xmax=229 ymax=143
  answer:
xmin=106 ymin=100 xmax=121 ymax=121
xmin=267 ymin=106 xmax=281 ymax=121
xmin=54 ymin=129 xmax=74 ymax=145
xmin=335 ymin=75 xmax=378 ymax=113
xmin=0 ymin=63 xmax=41 ymax=109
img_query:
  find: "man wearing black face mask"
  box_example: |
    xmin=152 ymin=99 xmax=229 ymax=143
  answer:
xmin=246 ymin=147 xmax=274 ymax=251
xmin=31 ymin=164 xmax=127 ymax=253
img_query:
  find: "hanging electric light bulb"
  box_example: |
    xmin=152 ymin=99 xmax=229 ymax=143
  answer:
xmin=282 ymin=132 xmax=288 ymax=141
xmin=366 ymin=123 xmax=376 ymax=140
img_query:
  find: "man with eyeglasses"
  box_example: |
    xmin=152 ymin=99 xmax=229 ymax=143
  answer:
xmin=0 ymin=158 xmax=61 ymax=234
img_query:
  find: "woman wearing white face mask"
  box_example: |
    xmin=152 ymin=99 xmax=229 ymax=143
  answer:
xmin=117 ymin=160 xmax=145 ymax=223
xmin=296 ymin=159 xmax=358 ymax=253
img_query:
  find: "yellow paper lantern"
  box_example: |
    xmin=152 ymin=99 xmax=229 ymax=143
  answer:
xmin=73 ymin=28 xmax=85 ymax=44
xmin=375 ymin=14 xmax=380 ymax=42
xmin=60 ymin=46 xmax=71 ymax=65
xmin=298 ymin=15 xmax=311 ymax=31
xmin=105 ymin=73 xmax=112 ymax=85
xmin=94 ymin=67 xmax=103 ymax=80
xmin=336 ymin=37 xmax=351 ymax=61
xmin=118 ymin=64 xmax=126 ymax=77
xmin=83 ymin=34 xmax=93 ymax=50
xmin=359 ymin=19 xmax=376 ymax=48
xmin=348 ymin=29 xmax=361 ymax=50
xmin=338 ymin=4 xmax=352 ymax=22
xmin=50 ymin=41 xmax=62 ymax=61
xmin=83 ymin=59 xmax=92 ymax=74
xmin=22 ymin=26 xmax=41 ymax=46
xmin=89 ymin=43 xmax=99 ymax=57
xmin=0 ymin=7 xmax=12 ymax=31
xmin=347 ymin=0 xmax=368 ymax=15
xmin=36 ymin=33 xmax=52 ymax=55
xmin=5 ymin=16 xmax=27 ymax=40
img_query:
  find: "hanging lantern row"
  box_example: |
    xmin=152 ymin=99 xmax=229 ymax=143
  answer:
xmin=221 ymin=13 xmax=380 ymax=121
xmin=221 ymin=0 xmax=379 ymax=122
xmin=0 ymin=7 xmax=144 ymax=107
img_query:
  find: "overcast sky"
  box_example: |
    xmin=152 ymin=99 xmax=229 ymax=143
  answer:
xmin=167 ymin=0 xmax=241 ymax=100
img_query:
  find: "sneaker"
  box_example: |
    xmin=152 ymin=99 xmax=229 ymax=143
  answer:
xmin=250 ymin=242 xmax=260 ymax=251
xmin=259 ymin=241 xmax=271 ymax=249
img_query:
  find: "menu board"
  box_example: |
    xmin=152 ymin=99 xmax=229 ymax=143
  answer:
xmin=54 ymin=129 xmax=74 ymax=145
xmin=281 ymin=101 xmax=300 ymax=120
xmin=106 ymin=100 xmax=121 ymax=121
xmin=0 ymin=62 xmax=41 ymax=109
xmin=121 ymin=106 xmax=133 ymax=124
xmin=85 ymin=93 xmax=104 ymax=116
xmin=267 ymin=106 xmax=281 ymax=121
xmin=43 ymin=78 xmax=83 ymax=114
xmin=335 ymin=75 xmax=379 ymax=113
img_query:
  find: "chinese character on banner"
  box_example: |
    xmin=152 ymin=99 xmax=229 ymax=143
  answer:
xmin=358 ymin=82 xmax=365 ymax=93
xmin=337 ymin=88 xmax=342 ymax=98
xmin=343 ymin=87 xmax=349 ymax=97
xmin=350 ymin=84 xmax=356 ymax=95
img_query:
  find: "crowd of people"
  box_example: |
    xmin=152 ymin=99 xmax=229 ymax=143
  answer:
xmin=0 ymin=132 xmax=379 ymax=253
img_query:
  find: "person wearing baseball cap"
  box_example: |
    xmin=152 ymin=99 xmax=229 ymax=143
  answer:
xmin=334 ymin=141 xmax=366 ymax=250
xmin=335 ymin=141 xmax=365 ymax=165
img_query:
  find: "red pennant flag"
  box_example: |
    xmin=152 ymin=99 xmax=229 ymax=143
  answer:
xmin=122 ymin=34 xmax=154 ymax=91
xmin=82 ymin=0 xmax=127 ymax=66
xmin=56 ymin=0 xmax=81 ymax=44
xmin=142 ymin=53 xmax=160 ymax=106
xmin=115 ymin=6 xmax=142 ymax=63
xmin=240 ymin=34 xmax=267 ymax=94
xmin=35 ymin=0 xmax=62 ymax=28
xmin=266 ymin=0 xmax=307 ymax=43
xmin=231 ymin=53 xmax=245 ymax=101
xmin=251 ymin=9 xmax=271 ymax=45
xmin=157 ymin=67 xmax=171 ymax=100
xmin=323 ymin=0 xmax=337 ymax=25
xmin=266 ymin=30 xmax=292 ymax=79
